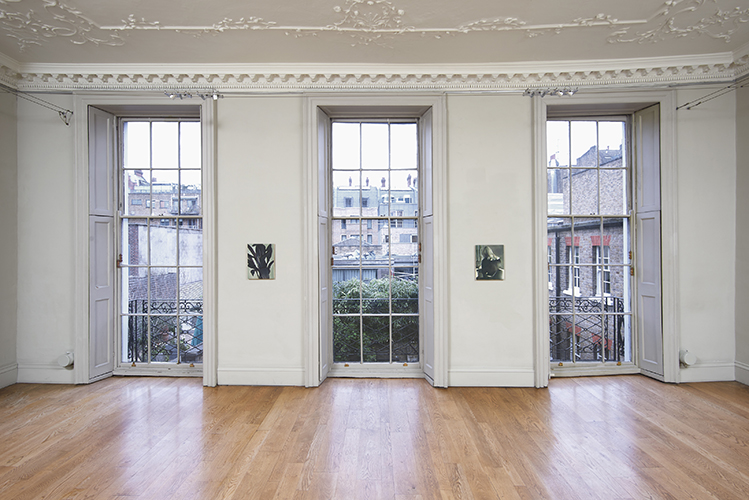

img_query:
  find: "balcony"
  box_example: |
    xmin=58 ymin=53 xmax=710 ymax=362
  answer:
xmin=549 ymin=296 xmax=626 ymax=363
xmin=126 ymin=299 xmax=203 ymax=364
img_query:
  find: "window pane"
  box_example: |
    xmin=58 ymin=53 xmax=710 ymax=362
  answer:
xmin=392 ymin=276 xmax=418 ymax=314
xmin=150 ymin=170 xmax=178 ymax=216
xmin=123 ymin=218 xmax=148 ymax=266
xmin=150 ymin=316 xmax=179 ymax=362
xmin=123 ymin=170 xmax=150 ymax=216
xmin=363 ymin=316 xmax=390 ymax=362
xmin=603 ymin=218 xmax=628 ymax=264
xmin=598 ymin=122 xmax=625 ymax=167
xmin=608 ymin=266 xmax=630 ymax=305
xmin=332 ymin=275 xmax=361 ymax=314
xmin=362 ymin=273 xmax=391 ymax=314
xmin=178 ymin=220 xmax=203 ymax=266
xmin=573 ymin=217 xmax=599 ymax=265
xmin=620 ymin=315 xmax=633 ymax=363
xmin=122 ymin=315 xmax=148 ymax=363
xmin=390 ymin=123 xmax=417 ymax=170
xmin=571 ymin=169 xmax=599 ymax=215
xmin=548 ymin=217 xmax=570 ymax=243
xmin=361 ymin=123 xmax=389 ymax=170
xmin=602 ymin=312 xmax=626 ymax=362
xmin=122 ymin=267 xmax=147 ymax=304
xmin=548 ymin=260 xmax=564 ymax=298
xmin=180 ymin=170 xmax=201 ymax=215
xmin=151 ymin=122 xmax=179 ymax=169
xmin=150 ymin=268 xmax=177 ymax=313
xmin=550 ymin=314 xmax=573 ymax=362
xmin=392 ymin=316 xmax=419 ymax=362
xmin=332 ymin=171 xmax=361 ymax=217
xmin=547 ymin=169 xmax=569 ymax=215
xmin=150 ymin=219 xmax=177 ymax=266
xmin=571 ymin=121 xmax=597 ymax=167
xmin=600 ymin=169 xmax=627 ymax=215
xmin=547 ymin=121 xmax=570 ymax=168
xmin=393 ymin=251 xmax=418 ymax=289
xmin=391 ymin=169 xmax=417 ymax=194
xmin=575 ymin=313 xmax=606 ymax=361
xmin=179 ymin=268 xmax=203 ymax=313
xmin=180 ymin=122 xmax=201 ymax=169
xmin=335 ymin=218 xmax=361 ymax=251
xmin=123 ymin=122 xmax=150 ymax=170
xmin=179 ymin=315 xmax=203 ymax=364
xmin=333 ymin=316 xmax=361 ymax=362
xmin=332 ymin=122 xmax=360 ymax=170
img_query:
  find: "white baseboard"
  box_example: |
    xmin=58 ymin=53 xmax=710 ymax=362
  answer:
xmin=0 ymin=363 xmax=18 ymax=389
xmin=17 ymin=363 xmax=75 ymax=384
xmin=448 ymin=368 xmax=535 ymax=387
xmin=736 ymin=361 xmax=749 ymax=386
xmin=217 ymin=366 xmax=305 ymax=386
xmin=679 ymin=361 xmax=736 ymax=383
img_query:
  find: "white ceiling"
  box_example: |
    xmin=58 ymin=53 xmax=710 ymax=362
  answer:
xmin=1 ymin=0 xmax=748 ymax=67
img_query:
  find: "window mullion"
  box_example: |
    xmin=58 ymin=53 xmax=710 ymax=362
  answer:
xmin=358 ymin=123 xmax=364 ymax=364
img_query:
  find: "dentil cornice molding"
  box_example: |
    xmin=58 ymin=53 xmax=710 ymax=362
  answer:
xmin=1 ymin=54 xmax=746 ymax=92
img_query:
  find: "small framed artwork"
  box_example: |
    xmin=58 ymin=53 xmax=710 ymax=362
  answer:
xmin=475 ymin=245 xmax=504 ymax=280
xmin=247 ymin=243 xmax=275 ymax=280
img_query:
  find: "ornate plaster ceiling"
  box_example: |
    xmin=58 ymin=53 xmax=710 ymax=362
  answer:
xmin=1 ymin=0 xmax=748 ymax=89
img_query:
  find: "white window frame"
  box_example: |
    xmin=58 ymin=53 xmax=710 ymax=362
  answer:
xmin=117 ymin=118 xmax=204 ymax=372
xmin=532 ymin=91 xmax=679 ymax=386
xmin=329 ymin=118 xmax=421 ymax=368
xmin=304 ymin=95 xmax=447 ymax=388
xmin=548 ymin=116 xmax=634 ymax=370
xmin=74 ymin=95 xmax=217 ymax=386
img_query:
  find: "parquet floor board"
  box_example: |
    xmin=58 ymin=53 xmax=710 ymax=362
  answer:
xmin=1 ymin=375 xmax=749 ymax=499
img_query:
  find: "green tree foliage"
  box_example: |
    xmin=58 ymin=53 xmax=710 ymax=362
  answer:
xmin=332 ymin=277 xmax=419 ymax=362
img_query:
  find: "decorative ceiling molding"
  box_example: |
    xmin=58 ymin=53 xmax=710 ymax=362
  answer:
xmin=2 ymin=55 xmax=746 ymax=92
xmin=734 ymin=41 xmax=749 ymax=77
xmin=0 ymin=63 xmax=16 ymax=86
xmin=1 ymin=0 xmax=746 ymax=51
xmin=607 ymin=0 xmax=749 ymax=45
xmin=0 ymin=0 xmax=125 ymax=51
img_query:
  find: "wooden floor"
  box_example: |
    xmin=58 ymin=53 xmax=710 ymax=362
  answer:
xmin=1 ymin=376 xmax=749 ymax=500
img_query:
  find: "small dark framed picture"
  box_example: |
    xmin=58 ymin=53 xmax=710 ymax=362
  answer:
xmin=475 ymin=245 xmax=504 ymax=280
xmin=247 ymin=243 xmax=275 ymax=280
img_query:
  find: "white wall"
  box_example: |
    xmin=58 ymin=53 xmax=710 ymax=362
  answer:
xmin=0 ymin=91 xmax=18 ymax=388
xmin=16 ymin=96 xmax=77 ymax=383
xmin=675 ymin=88 xmax=737 ymax=383
xmin=446 ymin=95 xmax=535 ymax=386
xmin=9 ymin=88 xmax=742 ymax=387
xmin=736 ymin=84 xmax=749 ymax=385
xmin=215 ymin=97 xmax=306 ymax=385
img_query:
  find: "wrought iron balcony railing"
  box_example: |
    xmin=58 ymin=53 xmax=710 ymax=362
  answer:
xmin=126 ymin=300 xmax=203 ymax=364
xmin=549 ymin=296 xmax=626 ymax=363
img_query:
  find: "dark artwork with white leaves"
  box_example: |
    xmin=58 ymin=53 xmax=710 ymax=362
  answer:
xmin=475 ymin=245 xmax=505 ymax=280
xmin=247 ymin=243 xmax=275 ymax=280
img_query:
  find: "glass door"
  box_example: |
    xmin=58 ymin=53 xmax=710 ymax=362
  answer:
xmin=119 ymin=119 xmax=203 ymax=368
xmin=547 ymin=119 xmax=633 ymax=368
xmin=331 ymin=120 xmax=420 ymax=365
